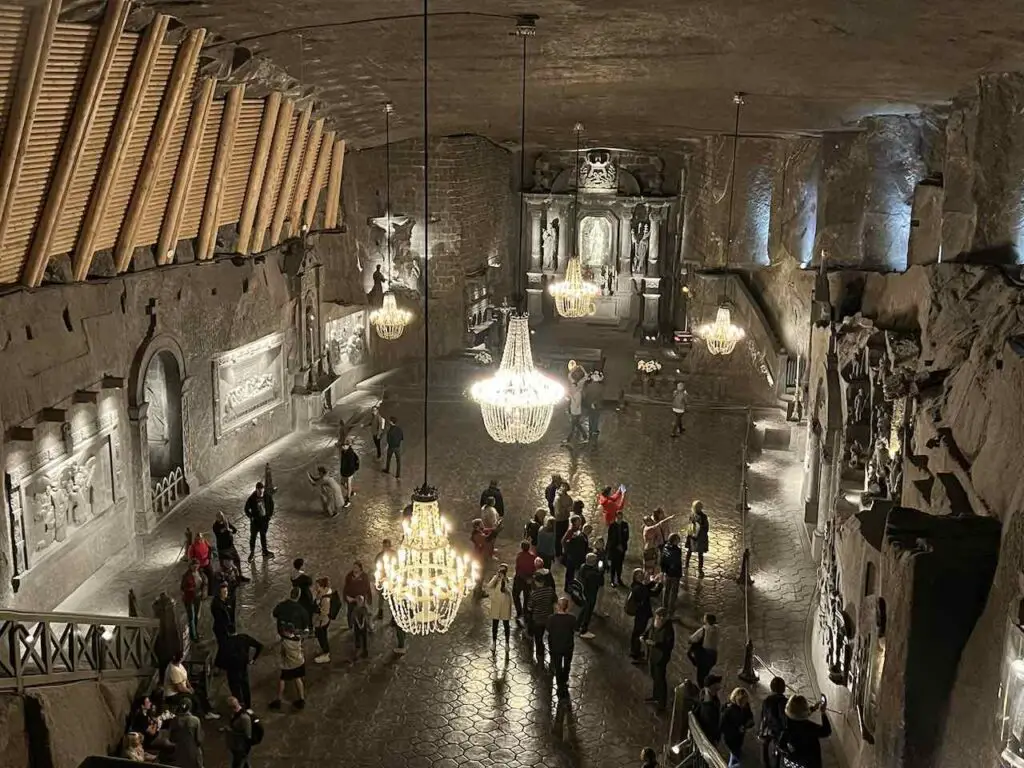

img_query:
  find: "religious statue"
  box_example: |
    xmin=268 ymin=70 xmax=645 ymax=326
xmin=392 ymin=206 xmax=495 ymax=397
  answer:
xmin=368 ymin=265 xmax=385 ymax=307
xmin=852 ymin=388 xmax=866 ymax=424
xmin=630 ymin=220 xmax=650 ymax=275
xmin=542 ymin=219 xmax=558 ymax=272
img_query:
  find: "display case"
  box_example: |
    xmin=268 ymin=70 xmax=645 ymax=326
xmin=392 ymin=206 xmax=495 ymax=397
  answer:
xmin=999 ymin=622 xmax=1024 ymax=768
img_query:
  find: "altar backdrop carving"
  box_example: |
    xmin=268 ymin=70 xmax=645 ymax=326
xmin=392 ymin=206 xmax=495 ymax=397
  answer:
xmin=212 ymin=332 xmax=286 ymax=440
xmin=325 ymin=312 xmax=368 ymax=375
xmin=579 ymin=150 xmax=618 ymax=193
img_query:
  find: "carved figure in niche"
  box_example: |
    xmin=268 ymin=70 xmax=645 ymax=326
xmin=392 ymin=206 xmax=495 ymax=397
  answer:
xmin=65 ymin=459 xmax=97 ymax=525
xmin=542 ymin=219 xmax=558 ymax=272
xmin=849 ymin=353 xmax=864 ymax=380
xmin=630 ymin=220 xmax=650 ymax=275
xmin=368 ymin=265 xmax=385 ymax=307
xmin=31 ymin=485 xmax=59 ymax=551
xmin=579 ymin=150 xmax=618 ymax=192
xmin=847 ymin=440 xmax=865 ymax=470
xmin=852 ymin=388 xmax=866 ymax=424
xmin=889 ymin=460 xmax=903 ymax=502
xmin=61 ymin=422 xmax=73 ymax=455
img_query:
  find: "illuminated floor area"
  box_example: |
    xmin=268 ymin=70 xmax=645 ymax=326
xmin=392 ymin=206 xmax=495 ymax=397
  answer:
xmin=62 ymin=398 xmax=826 ymax=767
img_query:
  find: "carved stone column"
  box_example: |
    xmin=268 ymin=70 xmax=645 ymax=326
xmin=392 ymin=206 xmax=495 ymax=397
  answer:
xmin=128 ymin=403 xmax=156 ymax=535
xmin=641 ymin=277 xmax=662 ymax=333
xmin=529 ymin=206 xmax=543 ymax=271
xmin=557 ymin=201 xmax=571 ymax=272
xmin=647 ymin=208 xmax=663 ymax=276
xmin=619 ymin=209 xmax=633 ymax=274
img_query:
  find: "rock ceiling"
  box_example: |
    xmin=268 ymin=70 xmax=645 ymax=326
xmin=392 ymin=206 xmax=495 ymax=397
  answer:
xmin=147 ymin=0 xmax=1024 ymax=150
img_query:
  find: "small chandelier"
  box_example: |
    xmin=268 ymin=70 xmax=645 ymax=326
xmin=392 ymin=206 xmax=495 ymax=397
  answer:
xmin=471 ymin=314 xmax=565 ymax=443
xmin=375 ymin=487 xmax=478 ymax=635
xmin=697 ymin=304 xmax=745 ymax=355
xmin=370 ymin=292 xmax=413 ymax=340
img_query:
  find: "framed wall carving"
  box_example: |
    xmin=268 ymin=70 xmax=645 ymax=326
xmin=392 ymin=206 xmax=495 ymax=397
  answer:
xmin=212 ymin=332 xmax=286 ymax=441
xmin=999 ymin=621 xmax=1024 ymax=768
xmin=324 ymin=312 xmax=368 ymax=376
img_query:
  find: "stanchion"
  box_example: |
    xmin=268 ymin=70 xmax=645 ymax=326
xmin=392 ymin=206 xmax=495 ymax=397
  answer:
xmin=736 ymin=548 xmax=754 ymax=586
xmin=738 ymin=638 xmax=759 ymax=683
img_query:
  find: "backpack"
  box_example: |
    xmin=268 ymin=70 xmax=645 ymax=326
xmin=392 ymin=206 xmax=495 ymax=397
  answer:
xmin=328 ymin=590 xmax=342 ymax=620
xmin=249 ymin=712 xmax=264 ymax=745
xmin=567 ymin=578 xmax=586 ymax=607
xmin=624 ymin=591 xmax=638 ymax=616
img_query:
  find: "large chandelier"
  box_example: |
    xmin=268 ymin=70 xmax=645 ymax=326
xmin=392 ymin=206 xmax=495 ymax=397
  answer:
xmin=471 ymin=314 xmax=565 ymax=443
xmin=549 ymin=123 xmax=598 ymax=318
xmin=375 ymin=487 xmax=477 ymax=635
xmin=697 ymin=304 xmax=745 ymax=355
xmin=370 ymin=292 xmax=413 ymax=340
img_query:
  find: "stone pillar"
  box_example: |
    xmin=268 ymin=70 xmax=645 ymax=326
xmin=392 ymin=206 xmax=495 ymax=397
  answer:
xmin=529 ymin=207 xmax=543 ymax=271
xmin=973 ymin=73 xmax=1024 ymax=256
xmin=619 ymin=209 xmax=633 ymax=274
xmin=641 ymin=277 xmax=661 ymax=332
xmin=647 ymin=209 xmax=662 ymax=276
xmin=128 ymin=404 xmax=156 ymax=534
xmin=557 ymin=201 xmax=571 ymax=271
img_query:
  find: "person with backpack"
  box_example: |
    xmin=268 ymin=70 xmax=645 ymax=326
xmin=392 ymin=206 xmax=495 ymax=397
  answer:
xmin=760 ymin=677 xmax=788 ymax=768
xmin=606 ymin=509 xmax=630 ymax=587
xmin=290 ymin=559 xmax=315 ymax=632
xmin=312 ymin=576 xmax=338 ymax=664
xmin=527 ymin=569 xmax=557 ymax=666
xmin=224 ymin=696 xmax=258 ymax=768
xmin=661 ymin=533 xmax=685 ymax=617
xmin=576 ymin=552 xmax=603 ymax=639
xmin=486 ymin=564 xmax=513 ymax=650
xmin=626 ymin=568 xmax=664 ymax=663
xmin=688 ymin=613 xmax=720 ymax=687
xmin=562 ymin=516 xmax=588 ymax=590
xmin=685 ymin=500 xmax=710 ymax=578
xmin=338 ymin=440 xmax=360 ymax=507
xmin=721 ymin=687 xmax=755 ymax=767
xmin=777 ymin=694 xmax=832 ymax=768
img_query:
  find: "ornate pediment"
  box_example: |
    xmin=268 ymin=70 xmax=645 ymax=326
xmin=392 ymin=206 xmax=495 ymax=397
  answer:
xmin=579 ymin=149 xmax=618 ymax=193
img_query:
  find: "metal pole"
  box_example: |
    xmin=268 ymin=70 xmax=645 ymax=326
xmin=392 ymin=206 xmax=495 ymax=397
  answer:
xmin=737 ymin=406 xmax=758 ymax=684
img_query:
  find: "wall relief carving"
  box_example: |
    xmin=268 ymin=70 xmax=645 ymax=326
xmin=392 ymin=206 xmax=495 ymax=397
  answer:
xmin=212 ymin=332 xmax=286 ymax=441
xmin=325 ymin=312 xmax=368 ymax=375
xmin=818 ymin=518 xmax=853 ymax=686
xmin=579 ymin=149 xmax=618 ymax=193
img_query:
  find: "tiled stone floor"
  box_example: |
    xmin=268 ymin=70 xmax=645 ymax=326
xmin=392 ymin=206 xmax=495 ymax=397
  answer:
xmin=62 ymin=397 xmax=828 ymax=768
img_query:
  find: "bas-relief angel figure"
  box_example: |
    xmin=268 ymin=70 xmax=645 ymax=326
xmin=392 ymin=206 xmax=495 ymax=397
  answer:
xmin=65 ymin=458 xmax=98 ymax=525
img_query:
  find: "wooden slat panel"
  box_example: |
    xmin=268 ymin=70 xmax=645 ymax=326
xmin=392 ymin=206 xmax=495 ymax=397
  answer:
xmin=287 ymin=116 xmax=323 ymax=237
xmin=0 ymin=5 xmax=31 ymax=142
xmin=177 ymin=100 xmax=223 ymax=240
xmin=197 ymin=84 xmax=244 ymax=260
xmin=236 ymin=91 xmax=281 ymax=253
xmin=251 ymin=103 xmax=295 ymax=253
xmin=269 ymin=105 xmax=309 ymax=246
xmin=324 ymin=139 xmax=345 ymax=229
xmin=217 ymin=97 xmax=261 ymax=225
xmin=303 ymin=129 xmax=333 ymax=230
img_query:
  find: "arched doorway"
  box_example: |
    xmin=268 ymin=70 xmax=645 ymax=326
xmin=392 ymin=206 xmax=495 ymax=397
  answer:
xmin=143 ymin=350 xmax=184 ymax=493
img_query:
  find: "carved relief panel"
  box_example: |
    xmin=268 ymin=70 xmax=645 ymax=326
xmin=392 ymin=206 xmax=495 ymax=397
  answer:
xmin=324 ymin=312 xmax=368 ymax=375
xmin=212 ymin=332 xmax=286 ymax=441
xmin=818 ymin=518 xmax=853 ymax=685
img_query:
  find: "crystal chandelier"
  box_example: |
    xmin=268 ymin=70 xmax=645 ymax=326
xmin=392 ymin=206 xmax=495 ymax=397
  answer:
xmin=471 ymin=315 xmax=565 ymax=443
xmin=375 ymin=488 xmax=478 ymax=635
xmin=549 ymin=123 xmax=599 ymax=318
xmin=370 ymin=292 xmax=413 ymax=340
xmin=697 ymin=304 xmax=745 ymax=355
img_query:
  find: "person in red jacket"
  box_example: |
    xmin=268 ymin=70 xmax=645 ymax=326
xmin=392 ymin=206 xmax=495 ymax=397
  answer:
xmin=513 ymin=540 xmax=537 ymax=622
xmin=187 ymin=532 xmax=214 ymax=591
xmin=180 ymin=559 xmax=206 ymax=641
xmin=599 ymin=484 xmax=626 ymax=526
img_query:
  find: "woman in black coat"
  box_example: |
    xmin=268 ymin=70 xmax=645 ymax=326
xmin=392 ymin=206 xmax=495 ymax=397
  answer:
xmin=777 ymin=695 xmax=832 ymax=768
xmin=720 ymin=687 xmax=754 ymax=767
xmin=627 ymin=569 xmax=663 ymax=661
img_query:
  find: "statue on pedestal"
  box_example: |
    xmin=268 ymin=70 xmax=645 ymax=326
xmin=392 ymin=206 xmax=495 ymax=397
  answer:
xmin=542 ymin=219 xmax=558 ymax=272
xmin=630 ymin=220 xmax=650 ymax=275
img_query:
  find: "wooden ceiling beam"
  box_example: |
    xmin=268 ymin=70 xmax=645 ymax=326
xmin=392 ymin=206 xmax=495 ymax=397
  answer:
xmin=197 ymin=83 xmax=245 ymax=261
xmin=303 ymin=129 xmax=334 ymax=232
xmin=73 ymin=14 xmax=170 ymax=282
xmin=157 ymin=76 xmax=215 ymax=265
xmin=115 ymin=27 xmax=206 ymax=273
xmin=250 ymin=99 xmax=294 ymax=254
xmin=269 ymin=105 xmax=311 ymax=246
xmin=235 ymin=92 xmax=282 ymax=255
xmin=0 ymin=0 xmax=60 ymax=261
xmin=324 ymin=139 xmax=345 ymax=230
xmin=288 ymin=117 xmax=324 ymax=238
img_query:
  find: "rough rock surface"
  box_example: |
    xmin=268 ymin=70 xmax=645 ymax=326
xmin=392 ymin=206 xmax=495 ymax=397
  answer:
xmin=0 ymin=695 xmax=28 ymax=768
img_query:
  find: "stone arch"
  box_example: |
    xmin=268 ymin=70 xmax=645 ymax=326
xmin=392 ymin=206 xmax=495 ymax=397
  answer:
xmin=131 ymin=333 xmax=187 ymax=410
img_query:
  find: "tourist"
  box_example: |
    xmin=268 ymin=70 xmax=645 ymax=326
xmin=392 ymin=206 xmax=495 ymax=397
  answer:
xmin=181 ymin=559 xmax=206 ymax=642
xmin=553 ymin=482 xmax=573 ymax=556
xmin=606 ymin=509 xmax=630 ymax=586
xmin=486 ymin=563 xmax=513 ymax=650
xmin=598 ymin=484 xmax=626 ymax=526
xmin=592 ymin=537 xmax=610 ymax=616
xmin=527 ymin=568 xmax=557 ymax=666
xmin=343 ymin=562 xmax=374 ymax=628
xmin=688 ymin=613 xmax=720 ymax=687
xmin=547 ymin=597 xmax=577 ymax=698
xmin=220 ymin=628 xmax=262 ymax=710
xmin=537 ymin=517 xmax=557 ymax=568
xmin=291 ymin=559 xmax=315 ymax=631
xmin=576 ymin=552 xmax=603 ymax=639
xmin=721 ymin=687 xmax=755 ymax=768
xmin=272 ymin=588 xmax=309 ymax=637
xmin=480 ymin=479 xmax=505 ymax=517
xmin=626 ymin=569 xmax=663 ymax=662
xmin=130 ymin=695 xmax=165 ymax=753
xmin=308 ymin=466 xmax=345 ymax=517
xmin=759 ymin=677 xmax=788 ymax=768
xmin=187 ymin=532 xmax=215 ymax=592
xmin=270 ymin=624 xmax=305 ymax=710
xmin=513 ymin=540 xmax=537 ymax=621
xmin=212 ymin=512 xmax=249 ymax=581
xmin=644 ymin=607 xmax=676 ymax=710
xmin=122 ymin=731 xmax=154 ymax=762
xmin=163 ymin=653 xmax=219 ymax=720
xmin=312 ymin=576 xmax=335 ymax=664
xmin=534 ymin=557 xmax=556 ymax=589
xmin=374 ymin=538 xmax=396 ymax=620
xmin=563 ymin=367 xmax=588 ymax=445
xmin=383 ymin=416 xmax=403 ymax=478
xmin=584 ymin=369 xmax=606 ymax=441
xmin=642 ymin=508 xmax=674 ymax=573
xmin=471 ymin=518 xmax=498 ymax=572
xmin=368 ymin=404 xmax=386 ymax=460
xmin=777 ymin=695 xmax=832 ymax=768
xmin=695 ymin=673 xmax=724 ymax=744
xmin=351 ymin=594 xmax=371 ymax=659
xmin=338 ymin=440 xmax=360 ymax=506
xmin=671 ymin=381 xmax=689 ymax=437
xmin=210 ymin=582 xmax=236 ymax=669
xmin=572 ymin=498 xmax=587 ymax=525
xmin=640 ymin=746 xmax=659 ymax=768
xmin=684 ymin=500 xmax=710 ymax=578
xmin=562 ymin=515 xmax=588 ymax=590
xmin=480 ymin=495 xmax=502 ymax=532
xmin=168 ymin=697 xmax=204 ymax=768
xmin=661 ymin=533 xmax=684 ymax=616
xmin=544 ymin=474 xmax=563 ymax=515
xmin=524 ymin=507 xmax=546 ymax=547
xmin=224 ymin=696 xmax=253 ymax=768
xmin=244 ymin=481 xmax=275 ymax=562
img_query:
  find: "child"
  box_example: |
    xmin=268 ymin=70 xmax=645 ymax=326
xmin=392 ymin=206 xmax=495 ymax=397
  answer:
xmin=351 ymin=595 xmax=370 ymax=659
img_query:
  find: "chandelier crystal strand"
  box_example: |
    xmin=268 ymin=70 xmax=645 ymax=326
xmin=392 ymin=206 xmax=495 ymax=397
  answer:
xmin=549 ymin=123 xmax=598 ymax=317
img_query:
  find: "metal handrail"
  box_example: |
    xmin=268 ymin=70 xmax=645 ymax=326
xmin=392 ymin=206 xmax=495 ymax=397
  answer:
xmin=669 ymin=713 xmax=729 ymax=768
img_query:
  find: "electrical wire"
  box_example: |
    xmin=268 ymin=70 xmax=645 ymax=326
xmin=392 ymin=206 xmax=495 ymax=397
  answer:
xmin=571 ymin=124 xmax=582 ymax=259
xmin=385 ymin=104 xmax=393 ymax=283
xmin=724 ymin=93 xmax=744 ymax=271
xmin=515 ymin=32 xmax=527 ymax=308
xmin=421 ymin=0 xmax=430 ymax=491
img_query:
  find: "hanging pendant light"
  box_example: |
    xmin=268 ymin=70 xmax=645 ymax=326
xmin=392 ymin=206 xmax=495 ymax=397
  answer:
xmin=370 ymin=102 xmax=414 ymax=341
xmin=697 ymin=92 xmax=747 ymax=356
xmin=375 ymin=0 xmax=477 ymax=635
xmin=549 ymin=123 xmax=599 ymax=318
xmin=470 ymin=16 xmax=564 ymax=444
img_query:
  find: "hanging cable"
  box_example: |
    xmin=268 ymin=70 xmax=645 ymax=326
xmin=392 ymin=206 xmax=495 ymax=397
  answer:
xmin=724 ymin=93 xmax=744 ymax=270
xmin=515 ymin=31 xmax=527 ymax=308
xmin=385 ymin=103 xmax=393 ymax=282
xmin=421 ymin=0 xmax=430 ymax=490
xmin=571 ymin=123 xmax=582 ymax=259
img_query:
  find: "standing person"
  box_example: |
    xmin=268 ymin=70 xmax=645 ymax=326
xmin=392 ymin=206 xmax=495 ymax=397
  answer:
xmin=671 ymin=381 xmax=689 ymax=437
xmin=272 ymin=588 xmax=309 ymax=637
xmin=592 ymin=537 xmax=610 ymax=616
xmin=626 ymin=569 xmax=663 ymax=663
xmin=585 ymin=369 xmax=605 ymax=442
xmin=544 ymin=474 xmax=562 ymax=516
xmin=220 ymin=629 xmax=262 ymax=710
xmin=760 ymin=677 xmax=789 ymax=768
xmin=351 ymin=595 xmax=370 ymax=659
xmin=383 ymin=416 xmax=403 ymax=478
xmin=696 ymin=674 xmax=724 ymax=744
xmin=480 ymin=480 xmax=505 ymax=518
xmin=343 ymin=561 xmax=373 ymax=628
xmin=644 ymin=608 xmax=676 ymax=711
xmin=210 ymin=582 xmax=236 ymax=670
xmin=486 ymin=564 xmax=513 ymax=650
xmin=181 ymin=559 xmax=206 ymax=642
xmin=244 ymin=482 xmax=275 ymax=562
xmin=270 ymin=624 xmax=305 ymax=711
xmin=308 ymin=466 xmax=345 ymax=518
xmin=598 ymin=484 xmax=626 ymax=526
xmin=576 ymin=552 xmax=603 ymax=639
xmin=513 ymin=541 xmax=537 ymax=622
xmin=526 ymin=569 xmax=557 ymax=666
xmin=187 ymin=533 xmax=215 ymax=591
xmin=607 ymin=509 xmax=630 ymax=587
xmin=688 ymin=613 xmax=720 ymax=687
xmin=470 ymin=518 xmax=498 ymax=578
xmin=480 ymin=496 xmax=502 ymax=533
xmin=290 ymin=559 xmax=315 ymax=632
xmin=338 ymin=441 xmax=360 ymax=507
xmin=168 ymin=698 xmax=204 ymax=768
xmin=312 ymin=577 xmax=335 ymax=664
xmin=537 ymin=517 xmax=557 ymax=568
xmin=562 ymin=516 xmax=588 ymax=590
xmin=640 ymin=747 xmax=659 ymax=768
xmin=642 ymin=509 xmax=675 ymax=573
xmin=224 ymin=697 xmax=253 ymax=768
xmin=368 ymin=404 xmax=386 ymax=461
xmin=553 ymin=483 xmax=573 ymax=557
xmin=721 ymin=688 xmax=755 ymax=768
xmin=685 ymin=500 xmax=710 ymax=578
xmin=546 ymin=597 xmax=577 ymax=698
xmin=374 ymin=538 xmax=396 ymax=621
xmin=524 ymin=508 xmax=546 ymax=547
xmin=660 ymin=533 xmax=684 ymax=617
xmin=777 ymin=695 xmax=832 ymax=768
xmin=563 ymin=369 xmax=588 ymax=445
xmin=212 ymin=512 xmax=249 ymax=582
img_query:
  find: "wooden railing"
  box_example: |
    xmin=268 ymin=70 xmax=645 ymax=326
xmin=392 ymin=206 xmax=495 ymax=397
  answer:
xmin=668 ymin=713 xmax=729 ymax=768
xmin=151 ymin=466 xmax=187 ymax=517
xmin=0 ymin=609 xmax=160 ymax=692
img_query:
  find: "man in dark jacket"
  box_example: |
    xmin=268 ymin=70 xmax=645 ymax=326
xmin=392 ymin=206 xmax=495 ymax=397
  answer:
xmin=629 ymin=570 xmax=663 ymax=662
xmin=695 ymin=673 xmax=723 ymax=744
xmin=576 ymin=553 xmax=603 ymax=638
xmin=272 ymin=588 xmax=309 ymax=637
xmin=644 ymin=607 xmax=676 ymax=710
xmin=546 ymin=597 xmax=577 ymax=698
xmin=244 ymin=482 xmax=275 ymax=562
xmin=220 ymin=629 xmax=263 ymax=709
xmin=383 ymin=417 xmax=403 ymax=478
xmin=606 ymin=509 xmax=630 ymax=586
xmin=225 ymin=696 xmax=253 ymax=768
xmin=660 ymin=533 xmax=684 ymax=616
xmin=760 ymin=676 xmax=788 ymax=768
xmin=338 ymin=442 xmax=360 ymax=506
xmin=480 ymin=480 xmax=505 ymax=518
xmin=562 ymin=516 xmax=589 ymax=590
xmin=291 ymin=559 xmax=315 ymax=632
xmin=211 ymin=582 xmax=236 ymax=669
xmin=544 ymin=474 xmax=562 ymax=515
xmin=212 ymin=512 xmax=250 ymax=582
xmin=526 ymin=571 xmax=557 ymax=666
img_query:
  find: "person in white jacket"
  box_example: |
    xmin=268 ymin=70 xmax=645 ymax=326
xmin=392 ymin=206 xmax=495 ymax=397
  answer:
xmin=308 ymin=466 xmax=345 ymax=517
xmin=487 ymin=564 xmax=514 ymax=650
